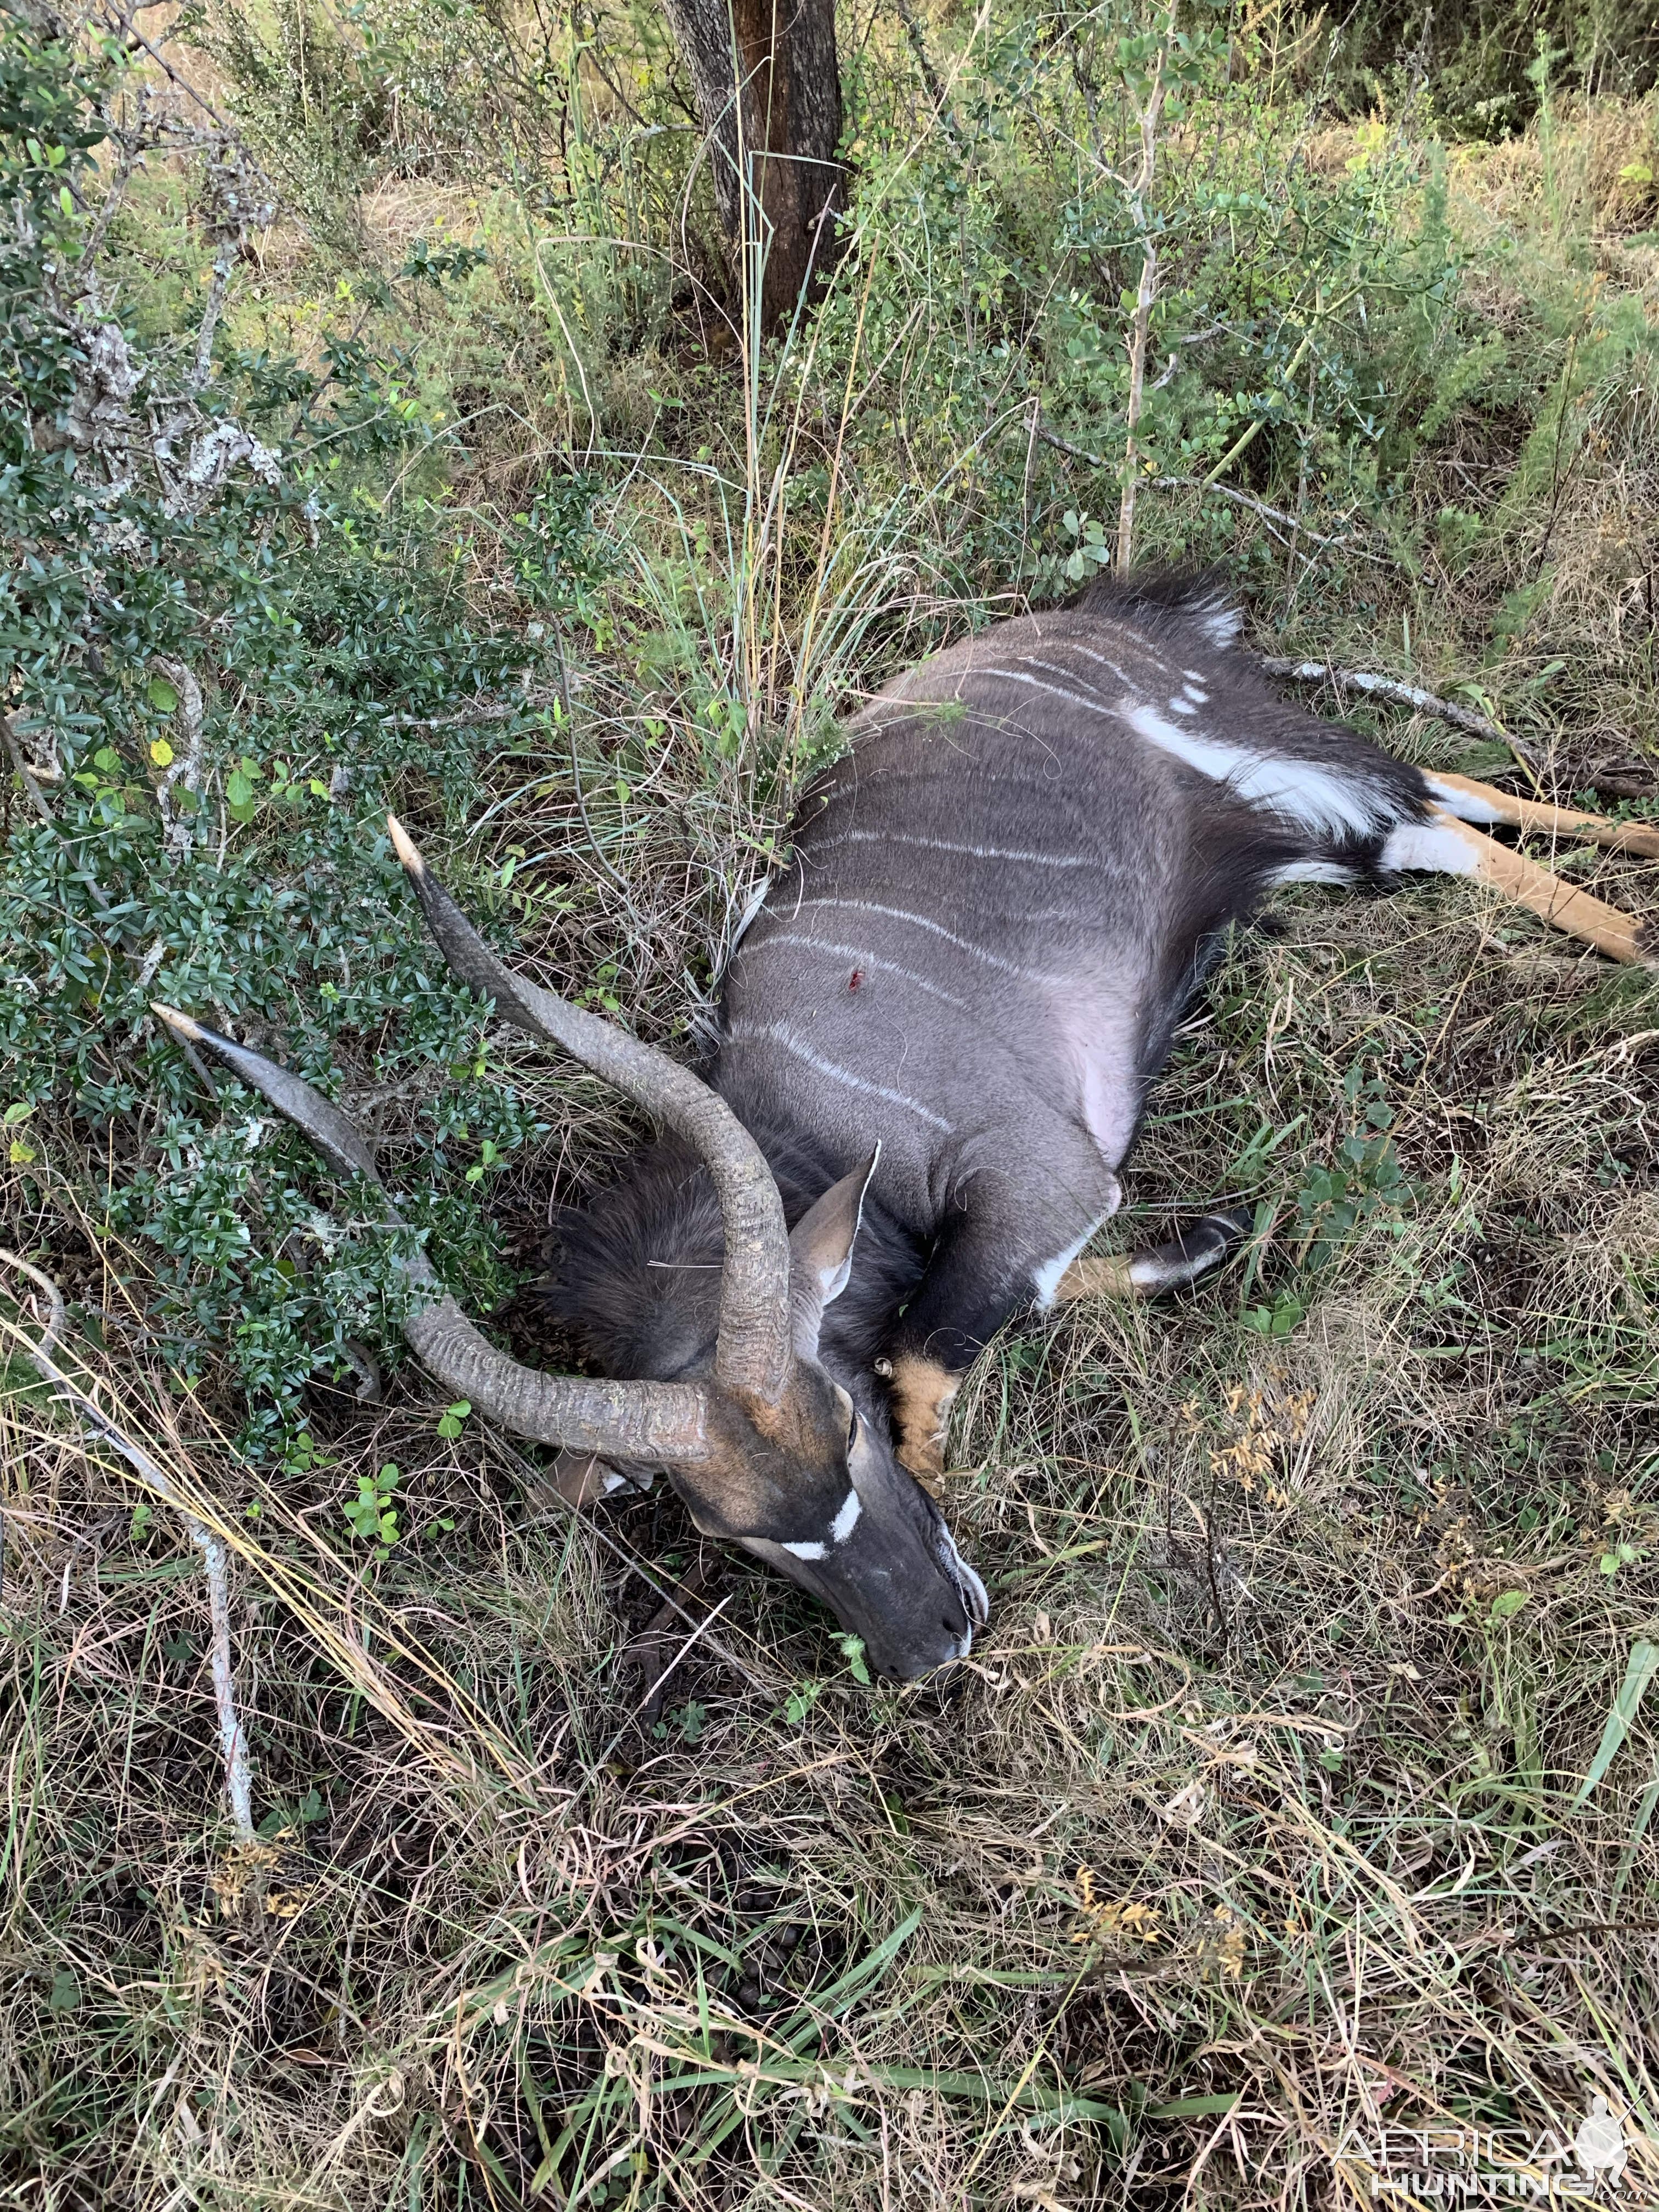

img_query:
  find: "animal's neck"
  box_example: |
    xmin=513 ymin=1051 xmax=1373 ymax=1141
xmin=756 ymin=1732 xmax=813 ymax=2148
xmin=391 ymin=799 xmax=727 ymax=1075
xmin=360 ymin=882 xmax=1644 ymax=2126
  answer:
xmin=533 ymin=1109 xmax=925 ymax=1387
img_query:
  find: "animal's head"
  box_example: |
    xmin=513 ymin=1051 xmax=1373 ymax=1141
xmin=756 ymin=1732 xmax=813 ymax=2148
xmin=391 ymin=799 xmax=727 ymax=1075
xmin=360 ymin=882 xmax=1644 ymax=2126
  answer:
xmin=154 ymin=816 xmax=986 ymax=1680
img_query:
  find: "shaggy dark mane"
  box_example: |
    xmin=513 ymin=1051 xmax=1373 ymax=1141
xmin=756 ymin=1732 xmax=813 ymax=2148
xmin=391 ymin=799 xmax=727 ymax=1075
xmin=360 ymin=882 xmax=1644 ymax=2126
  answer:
xmin=1067 ymin=563 xmax=1245 ymax=647
xmin=533 ymin=1112 xmax=928 ymax=1385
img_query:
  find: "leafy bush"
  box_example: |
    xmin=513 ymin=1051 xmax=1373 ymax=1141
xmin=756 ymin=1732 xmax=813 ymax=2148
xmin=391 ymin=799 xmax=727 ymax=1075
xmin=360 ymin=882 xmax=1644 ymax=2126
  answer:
xmin=1 ymin=22 xmax=585 ymax=1450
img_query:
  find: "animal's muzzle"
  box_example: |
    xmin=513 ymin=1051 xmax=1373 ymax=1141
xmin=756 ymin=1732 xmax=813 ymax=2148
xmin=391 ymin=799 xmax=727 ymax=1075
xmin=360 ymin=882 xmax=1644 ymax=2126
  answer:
xmin=936 ymin=1521 xmax=990 ymax=1645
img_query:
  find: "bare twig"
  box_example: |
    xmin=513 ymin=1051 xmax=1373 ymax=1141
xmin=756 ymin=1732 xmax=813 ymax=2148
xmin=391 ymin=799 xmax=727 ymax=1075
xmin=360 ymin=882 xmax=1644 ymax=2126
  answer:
xmin=1115 ymin=12 xmax=1174 ymax=575
xmin=2 ymin=711 xmax=60 ymax=823
xmin=1256 ymin=658 xmax=1542 ymax=770
xmin=96 ymin=3 xmax=246 ymax=146
xmin=891 ymin=0 xmax=949 ymax=113
xmin=80 ymin=115 xmax=144 ymax=272
xmin=1034 ymin=430 xmax=1376 ymax=555
xmin=150 ymin=654 xmax=206 ymax=859
xmin=0 ymin=1308 xmax=257 ymax=1841
xmin=0 ymin=1248 xmax=65 ymax=1357
xmin=1153 ymin=473 xmax=1361 ymax=551
xmin=188 ymin=241 xmax=236 ymax=397
xmin=1020 ymin=393 xmax=1041 ymax=535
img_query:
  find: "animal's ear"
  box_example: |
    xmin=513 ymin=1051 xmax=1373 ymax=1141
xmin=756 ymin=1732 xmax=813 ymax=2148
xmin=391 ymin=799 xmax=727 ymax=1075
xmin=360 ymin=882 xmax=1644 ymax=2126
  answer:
xmin=788 ymin=1147 xmax=879 ymax=1361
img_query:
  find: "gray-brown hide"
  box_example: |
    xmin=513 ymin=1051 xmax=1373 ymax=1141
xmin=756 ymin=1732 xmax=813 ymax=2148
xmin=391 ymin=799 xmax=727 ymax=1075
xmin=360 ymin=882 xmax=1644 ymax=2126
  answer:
xmin=717 ymin=575 xmax=1434 ymax=1381
xmin=160 ymin=574 xmax=1629 ymax=1683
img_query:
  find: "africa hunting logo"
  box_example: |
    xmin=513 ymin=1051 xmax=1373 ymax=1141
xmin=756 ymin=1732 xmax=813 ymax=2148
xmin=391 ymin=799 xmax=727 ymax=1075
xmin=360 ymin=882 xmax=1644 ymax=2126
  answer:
xmin=1340 ymin=2098 xmax=1639 ymax=2202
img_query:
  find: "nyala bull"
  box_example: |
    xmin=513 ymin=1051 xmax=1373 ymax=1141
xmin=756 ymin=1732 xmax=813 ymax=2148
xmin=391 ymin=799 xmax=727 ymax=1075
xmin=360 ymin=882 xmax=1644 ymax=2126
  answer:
xmin=159 ymin=574 xmax=1657 ymax=1677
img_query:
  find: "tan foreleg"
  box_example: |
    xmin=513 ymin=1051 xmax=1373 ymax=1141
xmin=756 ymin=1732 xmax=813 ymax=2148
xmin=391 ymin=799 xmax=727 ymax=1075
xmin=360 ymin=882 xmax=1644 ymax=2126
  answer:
xmin=887 ymin=1354 xmax=961 ymax=1490
xmin=1056 ymin=1253 xmax=1138 ymax=1301
xmin=1057 ymin=1208 xmax=1254 ymax=1304
xmin=1430 ymin=809 xmax=1655 ymax=966
xmin=1429 ymin=771 xmax=1659 ymax=859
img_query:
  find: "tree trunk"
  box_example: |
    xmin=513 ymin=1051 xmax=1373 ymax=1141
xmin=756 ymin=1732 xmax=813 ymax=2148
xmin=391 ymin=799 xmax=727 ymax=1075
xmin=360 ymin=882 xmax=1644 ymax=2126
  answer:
xmin=665 ymin=0 xmax=845 ymax=337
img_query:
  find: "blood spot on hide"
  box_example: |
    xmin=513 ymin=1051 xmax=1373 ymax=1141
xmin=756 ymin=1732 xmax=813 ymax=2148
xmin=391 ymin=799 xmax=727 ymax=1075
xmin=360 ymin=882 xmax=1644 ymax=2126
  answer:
xmin=848 ymin=969 xmax=864 ymax=991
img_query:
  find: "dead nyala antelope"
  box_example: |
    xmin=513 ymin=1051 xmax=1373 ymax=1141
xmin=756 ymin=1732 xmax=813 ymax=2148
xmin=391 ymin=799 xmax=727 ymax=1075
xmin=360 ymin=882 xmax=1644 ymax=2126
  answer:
xmin=157 ymin=573 xmax=1657 ymax=1679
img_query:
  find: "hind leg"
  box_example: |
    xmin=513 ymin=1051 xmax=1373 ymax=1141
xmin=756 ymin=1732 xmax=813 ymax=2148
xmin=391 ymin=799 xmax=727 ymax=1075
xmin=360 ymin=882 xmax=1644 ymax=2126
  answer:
xmin=1427 ymin=772 xmax=1659 ymax=859
xmin=1384 ymin=812 xmax=1655 ymax=966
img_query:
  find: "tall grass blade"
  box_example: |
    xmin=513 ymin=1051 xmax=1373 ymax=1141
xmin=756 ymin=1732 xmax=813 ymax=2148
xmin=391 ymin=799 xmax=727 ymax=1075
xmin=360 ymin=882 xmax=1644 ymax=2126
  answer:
xmin=1574 ymin=1640 xmax=1659 ymax=1807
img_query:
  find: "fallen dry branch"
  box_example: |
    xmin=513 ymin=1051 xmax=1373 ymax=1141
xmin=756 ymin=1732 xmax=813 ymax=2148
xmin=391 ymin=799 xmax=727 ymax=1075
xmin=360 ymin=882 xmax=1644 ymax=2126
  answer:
xmin=150 ymin=654 xmax=206 ymax=861
xmin=0 ymin=1272 xmax=256 ymax=1842
xmin=1256 ymin=658 xmax=1542 ymax=770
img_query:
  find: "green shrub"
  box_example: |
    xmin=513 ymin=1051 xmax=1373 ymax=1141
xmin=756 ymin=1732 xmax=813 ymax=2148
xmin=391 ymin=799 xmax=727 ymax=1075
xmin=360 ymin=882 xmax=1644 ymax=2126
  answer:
xmin=1 ymin=22 xmax=586 ymax=1451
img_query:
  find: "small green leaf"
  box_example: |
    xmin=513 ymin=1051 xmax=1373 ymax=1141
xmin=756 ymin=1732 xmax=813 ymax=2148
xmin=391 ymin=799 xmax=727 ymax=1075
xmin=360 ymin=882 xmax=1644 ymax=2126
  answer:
xmin=48 ymin=1966 xmax=80 ymax=2015
xmin=782 ymin=1680 xmax=823 ymax=1726
xmin=150 ymin=737 xmax=174 ymax=767
xmin=436 ymin=1400 xmax=471 ymax=1440
xmin=146 ymin=675 xmax=179 ymax=713
xmin=1488 ymin=1589 xmax=1528 ymax=1623
xmin=838 ymin=1633 xmax=872 ymax=1685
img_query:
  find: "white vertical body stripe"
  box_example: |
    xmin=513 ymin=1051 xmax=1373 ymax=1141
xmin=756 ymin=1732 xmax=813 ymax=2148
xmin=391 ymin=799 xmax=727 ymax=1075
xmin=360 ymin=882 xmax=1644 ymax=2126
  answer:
xmin=792 ymin=899 xmax=1041 ymax=978
xmin=726 ymin=1019 xmax=955 ymax=1131
xmin=747 ymin=933 xmax=970 ymax=1009
xmin=802 ymin=829 xmax=1095 ymax=868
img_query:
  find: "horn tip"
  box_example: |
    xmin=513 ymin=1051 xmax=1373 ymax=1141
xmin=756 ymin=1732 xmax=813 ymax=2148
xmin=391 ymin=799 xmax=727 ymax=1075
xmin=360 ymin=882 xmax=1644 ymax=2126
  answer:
xmin=151 ymin=1001 xmax=205 ymax=1042
xmin=386 ymin=813 xmax=425 ymax=876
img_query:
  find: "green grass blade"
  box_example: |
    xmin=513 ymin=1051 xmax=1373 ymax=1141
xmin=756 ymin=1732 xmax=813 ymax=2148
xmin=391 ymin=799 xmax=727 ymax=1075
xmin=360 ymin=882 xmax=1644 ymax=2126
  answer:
xmin=652 ymin=2053 xmax=1132 ymax=2134
xmin=780 ymin=1903 xmax=926 ymax=2047
xmin=1574 ymin=1640 xmax=1658 ymax=1807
